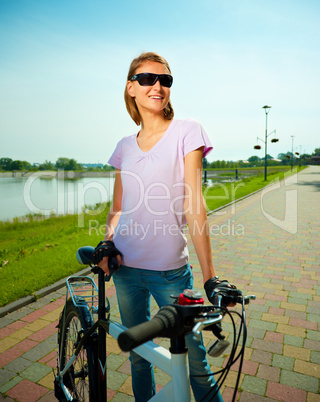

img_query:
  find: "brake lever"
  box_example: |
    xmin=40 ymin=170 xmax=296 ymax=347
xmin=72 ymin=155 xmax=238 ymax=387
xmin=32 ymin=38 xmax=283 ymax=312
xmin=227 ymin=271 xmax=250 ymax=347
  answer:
xmin=213 ymin=288 xmax=249 ymax=307
xmin=212 ymin=289 xmax=240 ymax=307
xmin=192 ymin=314 xmax=223 ymax=340
xmin=244 ymin=295 xmax=256 ymax=304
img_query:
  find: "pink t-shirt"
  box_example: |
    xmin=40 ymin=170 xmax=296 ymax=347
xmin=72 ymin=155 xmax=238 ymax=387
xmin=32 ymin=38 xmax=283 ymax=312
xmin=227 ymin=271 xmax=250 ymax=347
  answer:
xmin=108 ymin=118 xmax=212 ymax=270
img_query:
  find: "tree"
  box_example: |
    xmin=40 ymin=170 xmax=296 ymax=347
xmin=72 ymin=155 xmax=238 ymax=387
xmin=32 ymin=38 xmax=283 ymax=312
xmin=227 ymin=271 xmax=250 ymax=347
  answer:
xmin=66 ymin=158 xmax=81 ymax=171
xmin=202 ymin=157 xmax=208 ymax=169
xmin=55 ymin=157 xmax=81 ymax=170
xmin=261 ymin=154 xmax=273 ymax=161
xmin=248 ymin=156 xmax=260 ymax=163
xmin=103 ymin=164 xmax=114 ymax=171
xmin=39 ymin=160 xmax=54 ymax=170
xmin=11 ymin=160 xmax=24 ymax=170
xmin=0 ymin=157 xmax=13 ymax=170
xmin=55 ymin=157 xmax=70 ymax=169
xmin=209 ymin=160 xmax=220 ymax=168
xmin=21 ymin=160 xmax=32 ymax=170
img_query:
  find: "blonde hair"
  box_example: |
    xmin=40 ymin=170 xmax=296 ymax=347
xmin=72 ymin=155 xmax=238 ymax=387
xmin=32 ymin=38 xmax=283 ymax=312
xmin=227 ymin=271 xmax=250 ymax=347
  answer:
xmin=124 ymin=52 xmax=174 ymax=125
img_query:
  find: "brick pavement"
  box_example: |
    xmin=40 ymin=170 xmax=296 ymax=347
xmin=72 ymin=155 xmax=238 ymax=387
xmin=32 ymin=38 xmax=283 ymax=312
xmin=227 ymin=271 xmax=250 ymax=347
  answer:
xmin=0 ymin=166 xmax=320 ymax=401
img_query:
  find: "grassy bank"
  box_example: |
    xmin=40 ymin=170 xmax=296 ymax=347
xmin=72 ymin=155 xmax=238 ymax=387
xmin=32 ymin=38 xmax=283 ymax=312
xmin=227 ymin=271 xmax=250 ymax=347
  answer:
xmin=0 ymin=167 xmax=303 ymax=307
xmin=204 ymin=168 xmax=296 ymax=211
xmin=0 ymin=208 xmax=108 ymax=307
xmin=205 ymin=166 xmax=292 ymax=171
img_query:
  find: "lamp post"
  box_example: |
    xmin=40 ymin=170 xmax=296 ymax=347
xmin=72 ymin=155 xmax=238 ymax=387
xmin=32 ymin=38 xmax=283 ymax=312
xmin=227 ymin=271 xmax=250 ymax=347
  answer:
xmin=262 ymin=105 xmax=272 ymax=180
xmin=299 ymin=145 xmax=302 ymax=168
xmin=253 ymin=106 xmax=278 ymax=178
xmin=291 ymin=136 xmax=295 ymax=171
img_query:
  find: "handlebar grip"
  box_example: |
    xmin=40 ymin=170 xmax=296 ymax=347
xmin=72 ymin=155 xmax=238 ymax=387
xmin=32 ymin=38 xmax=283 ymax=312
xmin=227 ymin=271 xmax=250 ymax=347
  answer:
xmin=118 ymin=306 xmax=182 ymax=352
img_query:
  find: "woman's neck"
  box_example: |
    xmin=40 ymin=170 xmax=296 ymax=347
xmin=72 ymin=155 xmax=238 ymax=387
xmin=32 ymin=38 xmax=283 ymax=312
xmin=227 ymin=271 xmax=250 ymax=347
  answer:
xmin=140 ymin=113 xmax=171 ymax=138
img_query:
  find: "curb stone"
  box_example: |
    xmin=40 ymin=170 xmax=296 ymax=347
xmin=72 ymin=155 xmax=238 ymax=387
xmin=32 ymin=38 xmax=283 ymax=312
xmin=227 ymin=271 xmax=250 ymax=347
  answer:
xmin=0 ymin=266 xmax=92 ymax=318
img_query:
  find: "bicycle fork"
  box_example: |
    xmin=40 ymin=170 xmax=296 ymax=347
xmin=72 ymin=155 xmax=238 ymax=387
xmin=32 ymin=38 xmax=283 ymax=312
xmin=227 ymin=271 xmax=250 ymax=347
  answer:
xmin=110 ymin=321 xmax=192 ymax=401
xmin=169 ymin=336 xmax=191 ymax=402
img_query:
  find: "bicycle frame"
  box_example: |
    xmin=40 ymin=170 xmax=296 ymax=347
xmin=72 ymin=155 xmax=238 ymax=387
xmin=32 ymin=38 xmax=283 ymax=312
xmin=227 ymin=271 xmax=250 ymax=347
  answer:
xmin=56 ymin=268 xmax=224 ymax=401
xmin=55 ymin=246 xmax=255 ymax=402
xmin=110 ymin=321 xmax=192 ymax=401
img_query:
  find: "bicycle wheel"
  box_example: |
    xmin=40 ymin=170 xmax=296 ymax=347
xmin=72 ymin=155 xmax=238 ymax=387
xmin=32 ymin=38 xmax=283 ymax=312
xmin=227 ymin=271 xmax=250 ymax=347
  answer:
xmin=58 ymin=298 xmax=97 ymax=401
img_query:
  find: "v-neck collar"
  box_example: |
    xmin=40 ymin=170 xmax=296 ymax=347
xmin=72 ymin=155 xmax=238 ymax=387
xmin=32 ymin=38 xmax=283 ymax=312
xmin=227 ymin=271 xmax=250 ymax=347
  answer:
xmin=134 ymin=120 xmax=176 ymax=156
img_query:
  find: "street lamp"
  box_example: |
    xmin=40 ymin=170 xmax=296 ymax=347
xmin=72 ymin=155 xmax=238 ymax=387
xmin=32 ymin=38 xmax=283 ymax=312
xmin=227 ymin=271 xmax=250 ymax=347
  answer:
xmin=254 ymin=129 xmax=278 ymax=160
xmin=253 ymin=106 xmax=279 ymax=180
xmin=262 ymin=105 xmax=271 ymax=180
xmin=291 ymin=135 xmax=295 ymax=171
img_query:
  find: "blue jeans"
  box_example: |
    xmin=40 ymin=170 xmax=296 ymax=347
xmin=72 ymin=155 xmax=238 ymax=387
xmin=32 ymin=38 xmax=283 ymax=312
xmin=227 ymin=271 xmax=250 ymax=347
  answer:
xmin=113 ymin=264 xmax=223 ymax=402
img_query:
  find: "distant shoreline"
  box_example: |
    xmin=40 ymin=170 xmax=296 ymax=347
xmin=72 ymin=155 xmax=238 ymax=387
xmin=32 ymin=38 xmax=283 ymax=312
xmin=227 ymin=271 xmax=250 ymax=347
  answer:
xmin=0 ymin=166 xmax=289 ymax=179
xmin=0 ymin=170 xmax=115 ymax=178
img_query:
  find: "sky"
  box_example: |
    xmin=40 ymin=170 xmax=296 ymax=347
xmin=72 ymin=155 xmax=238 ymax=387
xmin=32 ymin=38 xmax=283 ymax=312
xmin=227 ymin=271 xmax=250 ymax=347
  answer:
xmin=0 ymin=0 xmax=319 ymax=164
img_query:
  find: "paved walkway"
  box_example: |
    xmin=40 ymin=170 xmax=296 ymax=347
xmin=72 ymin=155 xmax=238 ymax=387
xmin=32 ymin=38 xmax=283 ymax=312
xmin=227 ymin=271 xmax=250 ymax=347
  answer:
xmin=0 ymin=166 xmax=320 ymax=401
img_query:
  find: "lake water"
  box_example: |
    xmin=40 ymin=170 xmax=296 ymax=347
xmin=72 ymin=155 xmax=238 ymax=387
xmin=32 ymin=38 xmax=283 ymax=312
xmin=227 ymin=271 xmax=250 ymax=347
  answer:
xmin=0 ymin=175 xmax=115 ymax=221
xmin=0 ymin=170 xmax=247 ymax=222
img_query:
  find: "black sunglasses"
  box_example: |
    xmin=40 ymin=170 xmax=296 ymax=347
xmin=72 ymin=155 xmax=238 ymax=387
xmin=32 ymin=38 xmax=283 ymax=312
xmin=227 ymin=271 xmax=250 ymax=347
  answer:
xmin=130 ymin=73 xmax=173 ymax=88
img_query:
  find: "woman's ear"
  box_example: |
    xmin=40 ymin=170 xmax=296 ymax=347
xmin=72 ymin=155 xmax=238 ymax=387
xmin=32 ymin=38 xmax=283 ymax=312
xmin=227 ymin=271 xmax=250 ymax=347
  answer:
xmin=127 ymin=81 xmax=135 ymax=98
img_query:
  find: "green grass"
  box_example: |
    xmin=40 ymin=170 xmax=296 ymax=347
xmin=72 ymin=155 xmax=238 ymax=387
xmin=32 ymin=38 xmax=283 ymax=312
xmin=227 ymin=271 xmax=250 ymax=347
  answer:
xmin=204 ymin=167 xmax=301 ymax=211
xmin=205 ymin=166 xmax=292 ymax=171
xmin=0 ymin=167 xmax=303 ymax=307
xmin=0 ymin=205 xmax=109 ymax=307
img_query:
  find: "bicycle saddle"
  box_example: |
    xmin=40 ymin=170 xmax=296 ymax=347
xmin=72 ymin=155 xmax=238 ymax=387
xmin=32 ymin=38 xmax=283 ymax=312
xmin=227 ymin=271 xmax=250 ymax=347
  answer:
xmin=76 ymin=246 xmax=95 ymax=265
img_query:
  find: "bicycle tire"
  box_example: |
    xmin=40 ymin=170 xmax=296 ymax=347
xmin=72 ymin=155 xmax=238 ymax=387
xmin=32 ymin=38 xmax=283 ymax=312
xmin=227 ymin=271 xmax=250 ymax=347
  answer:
xmin=58 ymin=298 xmax=98 ymax=401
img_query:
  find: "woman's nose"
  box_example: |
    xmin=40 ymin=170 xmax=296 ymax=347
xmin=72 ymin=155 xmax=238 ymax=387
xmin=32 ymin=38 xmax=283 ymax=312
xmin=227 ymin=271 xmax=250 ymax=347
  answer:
xmin=152 ymin=78 xmax=161 ymax=89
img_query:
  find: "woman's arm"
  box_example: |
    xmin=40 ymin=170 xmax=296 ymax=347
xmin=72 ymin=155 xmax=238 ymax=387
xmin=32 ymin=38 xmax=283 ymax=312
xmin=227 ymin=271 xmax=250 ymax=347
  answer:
xmin=98 ymin=169 xmax=122 ymax=274
xmin=184 ymin=148 xmax=216 ymax=283
xmin=104 ymin=168 xmax=122 ymax=241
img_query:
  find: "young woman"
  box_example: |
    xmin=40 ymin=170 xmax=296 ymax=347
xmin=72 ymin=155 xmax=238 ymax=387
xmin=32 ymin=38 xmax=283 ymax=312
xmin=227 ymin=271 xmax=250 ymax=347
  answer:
xmin=94 ymin=52 xmax=233 ymax=401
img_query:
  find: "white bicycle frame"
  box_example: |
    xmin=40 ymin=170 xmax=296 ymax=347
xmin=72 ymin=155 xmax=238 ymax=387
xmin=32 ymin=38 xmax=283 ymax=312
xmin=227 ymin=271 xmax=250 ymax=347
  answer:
xmin=110 ymin=320 xmax=191 ymax=401
xmin=62 ymin=272 xmax=224 ymax=401
xmin=109 ymin=313 xmax=223 ymax=401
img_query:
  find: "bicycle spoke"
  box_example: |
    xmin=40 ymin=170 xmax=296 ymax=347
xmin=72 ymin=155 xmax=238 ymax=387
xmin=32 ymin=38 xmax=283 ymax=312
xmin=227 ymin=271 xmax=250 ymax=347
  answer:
xmin=57 ymin=299 xmax=95 ymax=401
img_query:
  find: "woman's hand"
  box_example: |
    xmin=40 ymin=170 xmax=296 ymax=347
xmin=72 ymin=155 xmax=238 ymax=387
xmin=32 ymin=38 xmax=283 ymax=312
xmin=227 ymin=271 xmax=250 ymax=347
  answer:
xmin=93 ymin=241 xmax=122 ymax=276
xmin=204 ymin=277 xmax=238 ymax=307
xmin=98 ymin=254 xmax=122 ymax=276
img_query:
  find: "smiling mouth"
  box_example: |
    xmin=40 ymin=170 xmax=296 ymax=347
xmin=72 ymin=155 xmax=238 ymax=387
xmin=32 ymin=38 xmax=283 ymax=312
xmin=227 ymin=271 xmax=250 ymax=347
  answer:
xmin=149 ymin=95 xmax=163 ymax=100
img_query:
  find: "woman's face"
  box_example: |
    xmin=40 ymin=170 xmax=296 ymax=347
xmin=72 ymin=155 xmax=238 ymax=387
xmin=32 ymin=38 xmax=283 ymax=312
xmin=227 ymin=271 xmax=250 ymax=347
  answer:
xmin=127 ymin=61 xmax=171 ymax=118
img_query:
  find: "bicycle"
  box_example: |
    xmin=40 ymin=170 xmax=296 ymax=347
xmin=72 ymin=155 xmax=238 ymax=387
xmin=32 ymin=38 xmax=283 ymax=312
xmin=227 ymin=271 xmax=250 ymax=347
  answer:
xmin=54 ymin=246 xmax=255 ymax=402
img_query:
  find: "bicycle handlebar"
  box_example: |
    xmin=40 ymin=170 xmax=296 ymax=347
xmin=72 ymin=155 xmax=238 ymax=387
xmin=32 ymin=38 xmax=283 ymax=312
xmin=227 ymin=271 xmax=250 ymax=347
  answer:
xmin=118 ymin=292 xmax=256 ymax=352
xmin=118 ymin=305 xmax=183 ymax=352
